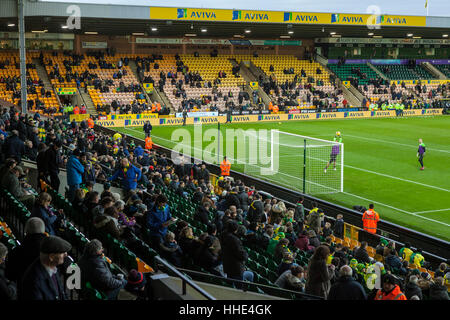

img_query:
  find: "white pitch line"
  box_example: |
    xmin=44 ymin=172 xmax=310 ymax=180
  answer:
xmin=413 ymin=208 xmax=450 ymax=215
xmin=279 ymin=154 xmax=450 ymax=193
xmin=342 ymin=192 xmax=450 ymax=228
xmin=343 ymin=133 xmax=450 ymax=154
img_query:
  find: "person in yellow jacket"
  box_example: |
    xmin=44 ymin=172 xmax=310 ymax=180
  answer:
xmin=409 ymin=249 xmax=426 ymax=269
xmin=220 ymin=156 xmax=231 ymax=176
xmin=399 ymin=242 xmax=414 ymax=263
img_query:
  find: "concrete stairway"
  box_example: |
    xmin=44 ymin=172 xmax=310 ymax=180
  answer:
xmin=422 ymin=62 xmax=447 ymax=80
xmin=79 ymin=89 xmax=97 ymax=115
xmin=128 ymin=60 xmax=174 ymax=112
xmin=230 ymin=59 xmax=273 ymax=108
xmin=33 ymin=58 xmax=63 ymax=109
xmin=317 ymin=59 xmax=363 ymax=108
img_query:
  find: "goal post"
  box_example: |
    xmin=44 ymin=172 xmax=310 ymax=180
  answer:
xmin=243 ymin=130 xmax=344 ymax=195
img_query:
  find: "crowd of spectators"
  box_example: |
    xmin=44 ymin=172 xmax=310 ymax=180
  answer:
xmin=260 ymin=73 xmax=343 ymax=111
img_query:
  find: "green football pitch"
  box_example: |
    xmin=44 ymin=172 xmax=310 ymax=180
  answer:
xmin=114 ymin=116 xmax=450 ymax=242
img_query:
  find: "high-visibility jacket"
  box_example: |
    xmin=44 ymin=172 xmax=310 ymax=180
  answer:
xmin=374 ymin=285 xmax=407 ymax=300
xmin=151 ymin=104 xmax=156 ymax=112
xmin=73 ymin=106 xmax=80 ymax=114
xmin=362 ymin=209 xmax=379 ymax=234
xmin=220 ymin=159 xmax=231 ymax=176
xmin=145 ymin=136 xmax=153 ymax=150
xmin=87 ymin=118 xmax=94 ymax=129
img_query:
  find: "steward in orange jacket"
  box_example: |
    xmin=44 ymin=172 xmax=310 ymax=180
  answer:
xmin=145 ymin=136 xmax=153 ymax=150
xmin=362 ymin=204 xmax=380 ymax=234
xmin=87 ymin=117 xmax=94 ymax=129
xmin=374 ymin=274 xmax=407 ymax=300
xmin=220 ymin=156 xmax=231 ymax=176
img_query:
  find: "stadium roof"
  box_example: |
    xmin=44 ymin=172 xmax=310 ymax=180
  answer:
xmin=0 ymin=1 xmax=449 ymax=40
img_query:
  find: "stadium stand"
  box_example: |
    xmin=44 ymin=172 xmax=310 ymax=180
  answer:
xmin=0 ymin=51 xmax=60 ymax=115
xmin=0 ymin=109 xmax=448 ymax=300
xmin=375 ymin=64 xmax=436 ymax=80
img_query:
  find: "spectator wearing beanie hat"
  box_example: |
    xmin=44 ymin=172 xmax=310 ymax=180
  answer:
xmin=125 ymin=269 xmax=147 ymax=299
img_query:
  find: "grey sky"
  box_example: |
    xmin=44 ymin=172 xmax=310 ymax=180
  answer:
xmin=39 ymin=0 xmax=449 ymax=17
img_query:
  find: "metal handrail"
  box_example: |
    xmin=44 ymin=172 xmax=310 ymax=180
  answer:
xmin=175 ymin=268 xmax=323 ymax=300
xmin=154 ymin=256 xmax=216 ymax=300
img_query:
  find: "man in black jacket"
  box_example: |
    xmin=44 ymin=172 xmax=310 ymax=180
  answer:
xmin=246 ymin=194 xmax=264 ymax=224
xmin=143 ymin=120 xmax=152 ymax=138
xmin=6 ymin=218 xmax=46 ymax=284
xmin=328 ymin=265 xmax=367 ymax=300
xmin=78 ymin=239 xmax=126 ymax=300
xmin=199 ymin=163 xmax=210 ymax=184
xmin=195 ymin=202 xmax=211 ymax=226
xmin=44 ymin=140 xmax=63 ymax=192
xmin=353 ymin=241 xmax=372 ymax=264
xmin=237 ymin=186 xmax=249 ymax=213
xmin=20 ymin=236 xmax=72 ymax=300
xmin=2 ymin=130 xmax=25 ymax=163
xmin=221 ymin=220 xmax=253 ymax=286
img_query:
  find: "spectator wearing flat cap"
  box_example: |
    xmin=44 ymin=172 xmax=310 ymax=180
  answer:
xmin=20 ymin=236 xmax=72 ymax=300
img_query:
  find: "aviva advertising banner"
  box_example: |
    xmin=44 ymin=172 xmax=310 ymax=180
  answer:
xmin=96 ymin=109 xmax=441 ymax=128
xmin=98 ymin=113 xmax=158 ymax=120
xmin=150 ymin=7 xmax=426 ymax=27
xmin=390 ymin=80 xmax=450 ymax=85
xmin=96 ymin=116 xmax=227 ymax=128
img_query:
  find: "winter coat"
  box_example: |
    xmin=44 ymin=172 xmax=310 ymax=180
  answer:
xmin=221 ymin=231 xmax=248 ymax=279
xmin=295 ymin=235 xmax=313 ymax=252
xmin=404 ymin=282 xmax=423 ymax=300
xmin=333 ymin=218 xmax=344 ymax=238
xmin=429 ymin=282 xmax=449 ymax=300
xmin=195 ymin=205 xmax=210 ymax=226
xmin=109 ymin=165 xmax=142 ymax=191
xmin=0 ymin=263 xmax=17 ymax=300
xmin=66 ymin=155 xmax=85 ymax=186
xmin=78 ymin=253 xmax=124 ymax=294
xmin=93 ymin=215 xmax=121 ymax=239
xmin=20 ymin=258 xmax=67 ymax=300
xmin=307 ymin=211 xmax=321 ymax=234
xmin=354 ymin=247 xmax=372 ymax=264
xmin=328 ymin=275 xmax=367 ymax=300
xmin=3 ymin=134 xmax=25 ymax=162
xmin=274 ymin=269 xmax=305 ymax=291
xmin=305 ymin=259 xmax=333 ymax=298
xmin=31 ymin=205 xmax=58 ymax=236
xmin=146 ymin=204 xmax=172 ymax=239
xmin=5 ymin=233 xmax=46 ymax=283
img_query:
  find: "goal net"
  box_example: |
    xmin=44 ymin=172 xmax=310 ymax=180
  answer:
xmin=243 ymin=130 xmax=343 ymax=195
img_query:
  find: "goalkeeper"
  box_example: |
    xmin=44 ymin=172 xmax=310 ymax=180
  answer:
xmin=417 ymin=138 xmax=426 ymax=170
xmin=324 ymin=131 xmax=342 ymax=173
